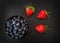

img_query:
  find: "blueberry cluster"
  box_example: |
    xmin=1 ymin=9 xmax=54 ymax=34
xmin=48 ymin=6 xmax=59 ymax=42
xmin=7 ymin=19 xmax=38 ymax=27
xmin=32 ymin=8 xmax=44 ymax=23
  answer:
xmin=5 ymin=16 xmax=29 ymax=39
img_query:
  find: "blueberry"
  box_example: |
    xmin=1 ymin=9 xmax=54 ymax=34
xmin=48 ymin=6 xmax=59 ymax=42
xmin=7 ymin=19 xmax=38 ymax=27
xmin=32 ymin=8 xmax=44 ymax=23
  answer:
xmin=5 ymin=16 xmax=29 ymax=39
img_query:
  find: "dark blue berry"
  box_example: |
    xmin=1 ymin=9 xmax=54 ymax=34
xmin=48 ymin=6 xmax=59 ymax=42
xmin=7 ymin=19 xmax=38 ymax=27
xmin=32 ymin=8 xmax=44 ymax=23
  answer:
xmin=5 ymin=16 xmax=29 ymax=39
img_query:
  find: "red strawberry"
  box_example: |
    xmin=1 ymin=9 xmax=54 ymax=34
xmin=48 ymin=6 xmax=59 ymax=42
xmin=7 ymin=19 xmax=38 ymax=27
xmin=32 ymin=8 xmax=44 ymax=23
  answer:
xmin=36 ymin=9 xmax=49 ymax=19
xmin=35 ymin=24 xmax=47 ymax=33
xmin=25 ymin=6 xmax=35 ymax=17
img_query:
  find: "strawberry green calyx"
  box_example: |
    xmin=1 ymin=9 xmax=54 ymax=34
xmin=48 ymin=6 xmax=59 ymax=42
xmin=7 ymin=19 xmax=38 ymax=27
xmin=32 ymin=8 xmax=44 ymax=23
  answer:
xmin=45 ymin=10 xmax=49 ymax=17
xmin=45 ymin=10 xmax=51 ymax=18
xmin=25 ymin=5 xmax=35 ymax=13
xmin=44 ymin=25 xmax=48 ymax=31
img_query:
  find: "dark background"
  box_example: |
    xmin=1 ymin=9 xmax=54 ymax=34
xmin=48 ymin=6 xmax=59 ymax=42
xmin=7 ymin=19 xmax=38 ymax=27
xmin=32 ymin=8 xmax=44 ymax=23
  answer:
xmin=0 ymin=0 xmax=59 ymax=43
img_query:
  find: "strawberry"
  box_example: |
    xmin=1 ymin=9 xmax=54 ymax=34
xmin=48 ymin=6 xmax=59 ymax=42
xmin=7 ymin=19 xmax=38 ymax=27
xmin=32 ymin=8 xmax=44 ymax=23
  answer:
xmin=36 ymin=9 xmax=49 ymax=19
xmin=25 ymin=5 xmax=35 ymax=17
xmin=35 ymin=24 xmax=48 ymax=33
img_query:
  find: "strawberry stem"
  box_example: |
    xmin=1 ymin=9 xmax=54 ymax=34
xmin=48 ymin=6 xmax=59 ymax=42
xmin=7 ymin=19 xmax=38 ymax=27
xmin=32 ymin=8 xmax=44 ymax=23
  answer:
xmin=30 ymin=3 xmax=32 ymax=6
xmin=48 ymin=12 xmax=51 ymax=13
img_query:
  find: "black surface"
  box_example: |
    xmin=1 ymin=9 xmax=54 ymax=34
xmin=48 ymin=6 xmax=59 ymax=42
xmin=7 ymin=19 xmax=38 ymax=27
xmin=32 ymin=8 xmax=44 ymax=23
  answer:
xmin=0 ymin=0 xmax=59 ymax=43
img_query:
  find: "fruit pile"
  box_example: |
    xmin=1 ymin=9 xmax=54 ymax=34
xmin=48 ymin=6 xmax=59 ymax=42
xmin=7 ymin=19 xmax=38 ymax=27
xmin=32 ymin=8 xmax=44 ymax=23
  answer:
xmin=25 ymin=5 xmax=49 ymax=33
xmin=5 ymin=4 xmax=51 ymax=39
xmin=5 ymin=16 xmax=29 ymax=39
